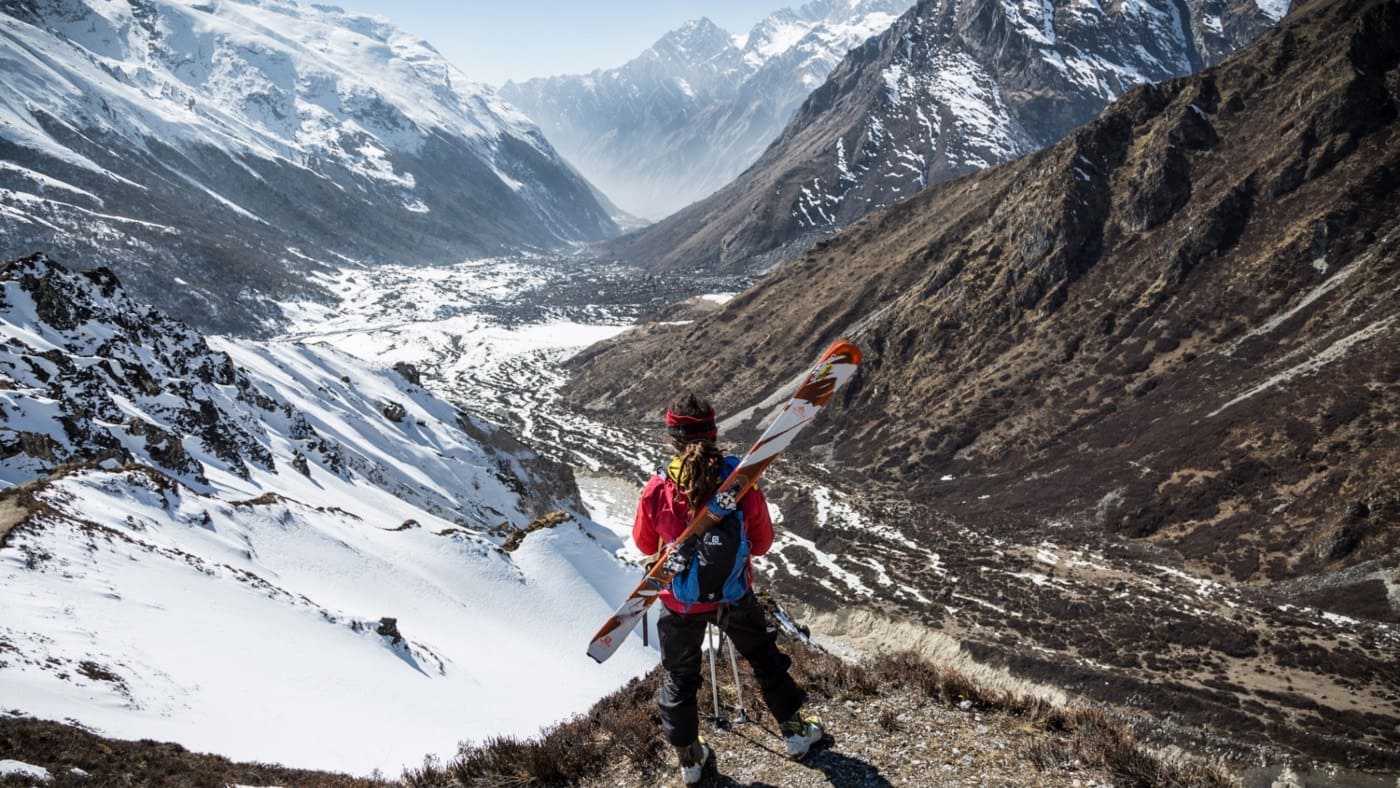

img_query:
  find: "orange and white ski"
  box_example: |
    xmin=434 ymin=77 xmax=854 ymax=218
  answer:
xmin=586 ymin=339 xmax=862 ymax=663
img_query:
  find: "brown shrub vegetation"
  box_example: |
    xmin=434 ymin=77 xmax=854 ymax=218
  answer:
xmin=0 ymin=716 xmax=383 ymax=787
xmin=401 ymin=637 xmax=1235 ymax=787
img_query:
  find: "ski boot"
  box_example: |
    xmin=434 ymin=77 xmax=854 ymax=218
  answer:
xmin=781 ymin=712 xmax=824 ymax=758
xmin=676 ymin=737 xmax=712 ymax=785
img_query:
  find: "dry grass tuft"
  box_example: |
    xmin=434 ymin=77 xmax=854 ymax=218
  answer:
xmin=1021 ymin=736 xmax=1077 ymax=771
xmin=876 ymin=708 xmax=902 ymax=733
xmin=443 ymin=720 xmax=602 ymax=786
xmin=788 ymin=646 xmax=880 ymax=699
xmin=1015 ymin=706 xmax=1240 ymax=788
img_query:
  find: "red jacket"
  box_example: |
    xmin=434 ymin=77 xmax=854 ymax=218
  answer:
xmin=632 ymin=458 xmax=774 ymax=614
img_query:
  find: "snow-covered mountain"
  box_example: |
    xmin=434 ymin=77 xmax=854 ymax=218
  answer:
xmin=0 ymin=254 xmax=655 ymax=773
xmin=500 ymin=0 xmax=912 ymax=220
xmin=780 ymin=0 xmax=1291 ymax=230
xmin=0 ymin=0 xmax=618 ymax=335
xmin=599 ymin=0 xmax=1285 ymax=275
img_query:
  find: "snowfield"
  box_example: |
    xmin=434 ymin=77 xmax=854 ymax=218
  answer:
xmin=281 ymin=258 xmax=655 ymax=480
xmin=1 ymin=465 xmax=657 ymax=774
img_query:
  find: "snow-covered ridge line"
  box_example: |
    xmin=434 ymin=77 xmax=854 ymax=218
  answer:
xmin=0 ymin=253 xmax=540 ymax=524
xmin=788 ymin=0 xmax=1286 ymax=233
xmin=1 ymin=0 xmax=531 ymax=167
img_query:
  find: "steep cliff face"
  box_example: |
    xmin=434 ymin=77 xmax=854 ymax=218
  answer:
xmin=0 ymin=0 xmax=617 ymax=334
xmin=501 ymin=2 xmax=910 ymax=220
xmin=567 ymin=0 xmax=1399 ymax=603
xmin=596 ymin=0 xmax=1281 ymax=276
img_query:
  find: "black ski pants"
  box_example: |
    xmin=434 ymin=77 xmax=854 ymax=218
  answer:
xmin=655 ymin=592 xmax=805 ymax=746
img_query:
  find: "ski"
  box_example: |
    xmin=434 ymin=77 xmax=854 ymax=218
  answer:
xmin=587 ymin=338 xmax=862 ymax=664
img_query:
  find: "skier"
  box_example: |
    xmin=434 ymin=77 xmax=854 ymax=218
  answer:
xmin=633 ymin=393 xmax=824 ymax=785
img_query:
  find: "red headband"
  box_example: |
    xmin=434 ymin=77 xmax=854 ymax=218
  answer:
xmin=665 ymin=407 xmax=717 ymax=442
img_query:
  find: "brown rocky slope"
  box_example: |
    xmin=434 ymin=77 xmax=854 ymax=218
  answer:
xmin=565 ymin=0 xmax=1399 ymax=769
xmin=567 ymin=0 xmax=1398 ymax=608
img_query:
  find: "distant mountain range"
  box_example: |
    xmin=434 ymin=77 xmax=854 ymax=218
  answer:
xmin=500 ymin=0 xmax=913 ymax=220
xmin=0 ymin=0 xmax=618 ymax=334
xmin=597 ymin=0 xmax=1285 ymax=275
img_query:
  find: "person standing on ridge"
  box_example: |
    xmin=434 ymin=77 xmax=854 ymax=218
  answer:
xmin=633 ymin=393 xmax=824 ymax=785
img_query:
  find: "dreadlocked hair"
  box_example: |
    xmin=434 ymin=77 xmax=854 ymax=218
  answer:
xmin=669 ymin=393 xmax=725 ymax=509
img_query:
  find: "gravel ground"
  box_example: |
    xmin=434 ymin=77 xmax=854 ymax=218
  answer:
xmin=588 ymin=688 xmax=1118 ymax=787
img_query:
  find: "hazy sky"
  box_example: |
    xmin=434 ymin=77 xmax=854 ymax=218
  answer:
xmin=328 ymin=1 xmax=794 ymax=85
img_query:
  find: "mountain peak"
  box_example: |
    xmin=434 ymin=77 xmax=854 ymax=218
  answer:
xmin=651 ymin=15 xmax=739 ymax=62
xmin=678 ymin=15 xmax=724 ymax=34
xmin=598 ymin=0 xmax=1282 ymax=273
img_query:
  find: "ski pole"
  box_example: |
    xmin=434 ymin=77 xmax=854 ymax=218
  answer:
xmin=707 ymin=624 xmax=725 ymax=726
xmin=725 ymin=631 xmax=749 ymax=724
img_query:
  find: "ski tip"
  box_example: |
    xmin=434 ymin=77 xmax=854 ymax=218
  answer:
xmin=586 ymin=641 xmax=616 ymax=664
xmin=587 ymin=628 xmax=625 ymax=663
xmin=823 ymin=338 xmax=861 ymax=366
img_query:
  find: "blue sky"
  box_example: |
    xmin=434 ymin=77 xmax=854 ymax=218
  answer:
xmin=329 ymin=1 xmax=793 ymax=85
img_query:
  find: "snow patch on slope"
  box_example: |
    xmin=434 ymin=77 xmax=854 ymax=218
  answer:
xmin=1254 ymin=0 xmax=1291 ymax=22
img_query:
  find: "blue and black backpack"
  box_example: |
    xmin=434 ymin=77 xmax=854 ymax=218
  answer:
xmin=668 ymin=455 xmax=752 ymax=611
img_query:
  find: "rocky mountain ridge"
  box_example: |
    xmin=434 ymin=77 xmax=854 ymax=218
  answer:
xmin=596 ymin=0 xmax=1283 ymax=276
xmin=0 ymin=0 xmax=617 ymax=334
xmin=500 ymin=0 xmax=911 ymax=220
